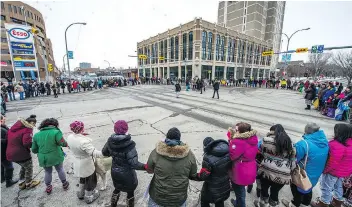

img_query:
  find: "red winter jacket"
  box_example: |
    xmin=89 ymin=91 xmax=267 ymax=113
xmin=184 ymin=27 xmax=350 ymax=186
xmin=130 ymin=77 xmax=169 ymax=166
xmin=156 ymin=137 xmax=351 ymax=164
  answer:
xmin=324 ymin=139 xmax=352 ymax=178
xmin=6 ymin=119 xmax=35 ymax=162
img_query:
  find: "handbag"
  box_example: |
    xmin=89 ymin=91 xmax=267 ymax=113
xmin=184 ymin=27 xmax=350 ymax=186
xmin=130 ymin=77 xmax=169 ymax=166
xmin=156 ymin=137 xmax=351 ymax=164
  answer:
xmin=291 ymin=140 xmax=312 ymax=191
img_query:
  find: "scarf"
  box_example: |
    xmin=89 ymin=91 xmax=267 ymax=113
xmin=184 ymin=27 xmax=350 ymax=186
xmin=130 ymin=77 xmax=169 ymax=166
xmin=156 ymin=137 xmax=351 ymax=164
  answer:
xmin=164 ymin=138 xmax=183 ymax=146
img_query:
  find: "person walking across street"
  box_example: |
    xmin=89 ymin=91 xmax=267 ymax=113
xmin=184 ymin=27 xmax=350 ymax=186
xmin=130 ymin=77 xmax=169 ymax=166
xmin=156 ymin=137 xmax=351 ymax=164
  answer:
xmin=1 ymin=115 xmax=19 ymax=187
xmin=31 ymin=118 xmax=69 ymax=194
xmin=212 ymin=79 xmax=220 ymax=99
xmin=304 ymin=83 xmax=316 ymax=110
xmin=67 ymin=121 xmax=104 ymax=204
xmin=175 ymin=82 xmax=181 ymax=98
xmin=145 ymin=127 xmax=198 ymax=207
xmin=6 ymin=115 xmax=40 ymax=189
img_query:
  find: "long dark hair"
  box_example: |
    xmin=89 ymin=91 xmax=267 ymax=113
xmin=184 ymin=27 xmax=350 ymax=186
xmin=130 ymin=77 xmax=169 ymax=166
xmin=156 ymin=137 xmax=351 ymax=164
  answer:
xmin=334 ymin=123 xmax=352 ymax=145
xmin=38 ymin=118 xmax=59 ymax=130
xmin=270 ymin=124 xmax=293 ymax=155
xmin=25 ymin=115 xmax=37 ymax=124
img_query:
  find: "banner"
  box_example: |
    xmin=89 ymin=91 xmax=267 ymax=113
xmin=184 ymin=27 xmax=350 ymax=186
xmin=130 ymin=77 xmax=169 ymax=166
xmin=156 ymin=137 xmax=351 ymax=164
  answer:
xmin=4 ymin=23 xmax=39 ymax=73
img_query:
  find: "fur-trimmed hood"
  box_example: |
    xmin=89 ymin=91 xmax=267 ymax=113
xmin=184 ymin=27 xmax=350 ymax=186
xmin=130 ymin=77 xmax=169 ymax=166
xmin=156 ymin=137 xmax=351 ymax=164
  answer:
xmin=9 ymin=119 xmax=34 ymax=133
xmin=230 ymin=130 xmax=257 ymax=139
xmin=156 ymin=141 xmax=190 ymax=159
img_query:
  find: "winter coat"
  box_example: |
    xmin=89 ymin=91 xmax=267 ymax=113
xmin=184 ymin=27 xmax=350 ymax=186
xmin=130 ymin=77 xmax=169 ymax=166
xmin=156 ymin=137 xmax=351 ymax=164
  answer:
xmin=323 ymin=88 xmax=336 ymax=102
xmin=67 ymin=133 xmax=103 ymax=178
xmin=175 ymin=83 xmax=181 ymax=92
xmin=199 ymin=139 xmax=232 ymax=203
xmin=213 ymin=82 xmax=220 ymax=90
xmin=318 ymin=88 xmax=328 ymax=99
xmin=229 ymin=130 xmax=258 ymax=186
xmin=257 ymin=133 xmax=296 ymax=185
xmin=305 ymin=87 xmax=316 ymax=100
xmin=6 ymin=119 xmax=35 ymax=162
xmin=102 ymin=134 xmax=144 ymax=192
xmin=323 ymin=139 xmax=352 ymax=178
xmin=31 ymin=126 xmax=67 ymax=167
xmin=295 ymin=130 xmax=329 ymax=192
xmin=1 ymin=124 xmax=9 ymax=161
xmin=147 ymin=141 xmax=197 ymax=207
xmin=15 ymin=85 xmax=24 ymax=93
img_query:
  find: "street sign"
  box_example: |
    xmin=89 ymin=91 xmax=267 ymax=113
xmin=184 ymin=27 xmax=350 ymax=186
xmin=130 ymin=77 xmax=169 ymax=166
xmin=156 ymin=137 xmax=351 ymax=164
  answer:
xmin=138 ymin=54 xmax=147 ymax=60
xmin=67 ymin=51 xmax=73 ymax=59
xmin=296 ymin=48 xmax=308 ymax=53
xmin=262 ymin=51 xmax=274 ymax=56
xmin=311 ymin=45 xmax=324 ymax=53
xmin=282 ymin=54 xmax=292 ymax=62
xmin=159 ymin=56 xmax=164 ymax=61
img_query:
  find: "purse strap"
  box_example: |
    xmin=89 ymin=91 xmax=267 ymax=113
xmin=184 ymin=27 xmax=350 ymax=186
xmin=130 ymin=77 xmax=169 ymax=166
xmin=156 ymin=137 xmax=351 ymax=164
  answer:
xmin=302 ymin=139 xmax=309 ymax=169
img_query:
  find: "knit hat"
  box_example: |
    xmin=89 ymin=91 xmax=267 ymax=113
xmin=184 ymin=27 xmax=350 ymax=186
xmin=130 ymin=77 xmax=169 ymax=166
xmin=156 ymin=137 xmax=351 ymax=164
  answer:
xmin=70 ymin=121 xmax=84 ymax=134
xmin=304 ymin=123 xmax=320 ymax=134
xmin=203 ymin=137 xmax=214 ymax=147
xmin=114 ymin=120 xmax=128 ymax=135
xmin=166 ymin=127 xmax=181 ymax=140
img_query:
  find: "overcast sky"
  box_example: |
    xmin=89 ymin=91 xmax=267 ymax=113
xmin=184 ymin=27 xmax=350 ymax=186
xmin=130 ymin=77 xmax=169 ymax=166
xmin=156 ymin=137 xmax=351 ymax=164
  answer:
xmin=24 ymin=0 xmax=352 ymax=69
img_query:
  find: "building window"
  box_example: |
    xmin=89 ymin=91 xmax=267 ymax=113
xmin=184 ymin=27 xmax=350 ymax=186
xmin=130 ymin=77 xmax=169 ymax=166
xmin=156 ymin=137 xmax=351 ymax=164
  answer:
xmin=182 ymin=33 xmax=187 ymax=60
xmin=154 ymin=43 xmax=158 ymax=63
xmin=215 ymin=34 xmax=220 ymax=61
xmin=220 ymin=36 xmax=225 ymax=61
xmin=175 ymin=36 xmax=179 ymax=61
xmin=201 ymin=31 xmax=207 ymax=60
xmin=227 ymin=38 xmax=232 ymax=62
xmin=171 ymin=37 xmax=174 ymax=61
xmin=164 ymin=39 xmax=167 ymax=63
xmin=151 ymin=44 xmax=155 ymax=64
xmin=160 ymin=41 xmax=164 ymax=63
xmin=19 ymin=7 xmax=23 ymax=15
xmin=1 ymin=37 xmax=7 ymax=43
xmin=232 ymin=39 xmax=236 ymax=62
xmin=13 ymin=5 xmax=17 ymax=13
xmin=30 ymin=12 xmax=33 ymax=19
xmin=8 ymin=4 xmax=12 ymax=12
xmin=1 ymin=2 xmax=4 ymax=10
xmin=207 ymin=32 xmax=213 ymax=60
xmin=1 ymin=49 xmax=10 ymax=54
xmin=188 ymin=31 xmax=193 ymax=60
xmin=1 ymin=15 xmax=5 ymax=21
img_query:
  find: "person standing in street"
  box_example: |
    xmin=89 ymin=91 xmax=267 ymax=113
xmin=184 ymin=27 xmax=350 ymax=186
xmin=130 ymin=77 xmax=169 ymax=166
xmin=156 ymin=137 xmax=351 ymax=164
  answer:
xmin=67 ymin=121 xmax=104 ymax=204
xmin=15 ymin=83 xmax=25 ymax=100
xmin=6 ymin=115 xmax=41 ymax=189
xmin=212 ymin=79 xmax=220 ymax=99
xmin=52 ymin=82 xmax=58 ymax=98
xmin=175 ymin=81 xmax=181 ymax=98
xmin=1 ymin=115 xmax=19 ymax=188
xmin=200 ymin=79 xmax=204 ymax=94
xmin=304 ymin=83 xmax=316 ymax=110
xmin=6 ymin=83 xmax=15 ymax=101
xmin=102 ymin=120 xmax=147 ymax=207
xmin=60 ymin=80 xmax=65 ymax=94
xmin=32 ymin=118 xmax=69 ymax=194
xmin=67 ymin=80 xmax=72 ymax=93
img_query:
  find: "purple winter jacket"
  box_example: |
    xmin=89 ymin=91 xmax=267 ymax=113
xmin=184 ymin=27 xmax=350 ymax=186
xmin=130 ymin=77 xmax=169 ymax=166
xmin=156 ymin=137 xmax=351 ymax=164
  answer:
xmin=229 ymin=130 xmax=258 ymax=186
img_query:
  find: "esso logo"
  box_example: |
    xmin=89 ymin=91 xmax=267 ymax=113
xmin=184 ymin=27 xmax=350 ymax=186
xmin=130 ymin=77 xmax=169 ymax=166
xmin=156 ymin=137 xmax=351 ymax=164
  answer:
xmin=9 ymin=28 xmax=30 ymax=40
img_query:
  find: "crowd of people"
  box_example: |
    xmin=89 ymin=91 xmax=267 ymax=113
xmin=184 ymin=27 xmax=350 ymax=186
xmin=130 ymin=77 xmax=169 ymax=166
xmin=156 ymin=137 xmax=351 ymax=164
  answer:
xmin=1 ymin=113 xmax=352 ymax=207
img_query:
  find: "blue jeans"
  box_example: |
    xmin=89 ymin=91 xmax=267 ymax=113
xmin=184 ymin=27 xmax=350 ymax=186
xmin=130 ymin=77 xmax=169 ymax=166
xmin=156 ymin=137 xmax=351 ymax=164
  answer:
xmin=8 ymin=92 xmax=15 ymax=101
xmin=148 ymin=197 xmax=186 ymax=207
xmin=320 ymin=173 xmax=344 ymax=204
xmin=232 ymin=182 xmax=246 ymax=207
xmin=19 ymin=92 xmax=24 ymax=100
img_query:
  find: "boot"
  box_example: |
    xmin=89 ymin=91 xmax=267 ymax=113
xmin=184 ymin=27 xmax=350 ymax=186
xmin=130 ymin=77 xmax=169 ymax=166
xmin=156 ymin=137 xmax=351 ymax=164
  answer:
xmin=269 ymin=198 xmax=279 ymax=207
xmin=254 ymin=197 xmax=269 ymax=207
xmin=76 ymin=184 xmax=85 ymax=200
xmin=5 ymin=168 xmax=19 ymax=187
xmin=127 ymin=197 xmax=134 ymax=207
xmin=110 ymin=192 xmax=120 ymax=207
xmin=282 ymin=199 xmax=296 ymax=207
xmin=305 ymin=105 xmax=310 ymax=110
xmin=330 ymin=197 xmax=343 ymax=207
xmin=311 ymin=199 xmax=329 ymax=207
xmin=84 ymin=189 xmax=100 ymax=204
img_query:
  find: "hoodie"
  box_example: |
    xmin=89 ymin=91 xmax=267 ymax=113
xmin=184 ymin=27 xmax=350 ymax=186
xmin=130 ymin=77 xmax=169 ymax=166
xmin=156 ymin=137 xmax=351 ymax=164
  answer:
xmin=229 ymin=130 xmax=258 ymax=185
xmin=295 ymin=130 xmax=329 ymax=193
xmin=6 ymin=119 xmax=35 ymax=162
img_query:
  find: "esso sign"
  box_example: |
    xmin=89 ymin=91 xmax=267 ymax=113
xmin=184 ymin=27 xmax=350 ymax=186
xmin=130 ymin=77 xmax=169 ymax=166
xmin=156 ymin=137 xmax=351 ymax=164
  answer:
xmin=9 ymin=28 xmax=30 ymax=40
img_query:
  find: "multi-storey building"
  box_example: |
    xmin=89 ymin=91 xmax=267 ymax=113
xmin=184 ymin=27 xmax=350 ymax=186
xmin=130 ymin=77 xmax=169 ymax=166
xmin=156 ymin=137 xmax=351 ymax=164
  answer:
xmin=79 ymin=62 xmax=91 ymax=69
xmin=217 ymin=1 xmax=285 ymax=70
xmin=1 ymin=1 xmax=59 ymax=82
xmin=137 ymin=18 xmax=272 ymax=80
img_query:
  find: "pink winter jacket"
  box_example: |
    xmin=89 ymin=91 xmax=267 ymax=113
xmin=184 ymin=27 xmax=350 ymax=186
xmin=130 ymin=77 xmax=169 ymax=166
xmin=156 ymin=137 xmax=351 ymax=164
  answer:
xmin=229 ymin=130 xmax=258 ymax=186
xmin=324 ymin=138 xmax=352 ymax=178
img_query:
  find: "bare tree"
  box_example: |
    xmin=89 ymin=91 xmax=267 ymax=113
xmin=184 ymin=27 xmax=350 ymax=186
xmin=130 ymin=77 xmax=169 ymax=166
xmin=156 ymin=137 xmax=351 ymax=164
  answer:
xmin=307 ymin=53 xmax=332 ymax=78
xmin=332 ymin=51 xmax=352 ymax=85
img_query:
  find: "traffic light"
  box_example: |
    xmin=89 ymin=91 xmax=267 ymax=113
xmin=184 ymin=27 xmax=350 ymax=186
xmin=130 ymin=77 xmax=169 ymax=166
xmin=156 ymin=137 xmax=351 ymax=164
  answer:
xmin=48 ymin=64 xmax=53 ymax=72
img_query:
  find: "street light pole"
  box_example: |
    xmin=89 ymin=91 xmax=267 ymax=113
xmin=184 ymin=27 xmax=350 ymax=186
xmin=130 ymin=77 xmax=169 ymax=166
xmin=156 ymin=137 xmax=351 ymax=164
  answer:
xmin=280 ymin=27 xmax=310 ymax=75
xmin=65 ymin=22 xmax=87 ymax=79
xmin=104 ymin=60 xmax=111 ymax=69
xmin=62 ymin=54 xmax=67 ymax=72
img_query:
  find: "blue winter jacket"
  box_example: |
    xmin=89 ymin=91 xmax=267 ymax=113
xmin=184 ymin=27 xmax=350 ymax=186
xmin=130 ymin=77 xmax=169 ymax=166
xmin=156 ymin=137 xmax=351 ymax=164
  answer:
xmin=323 ymin=88 xmax=335 ymax=102
xmin=295 ymin=130 xmax=329 ymax=193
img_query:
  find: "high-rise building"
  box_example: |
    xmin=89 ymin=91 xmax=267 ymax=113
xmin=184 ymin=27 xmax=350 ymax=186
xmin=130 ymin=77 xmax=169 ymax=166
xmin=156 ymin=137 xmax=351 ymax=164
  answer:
xmin=217 ymin=1 xmax=285 ymax=70
xmin=79 ymin=62 xmax=91 ymax=69
xmin=1 ymin=1 xmax=59 ymax=82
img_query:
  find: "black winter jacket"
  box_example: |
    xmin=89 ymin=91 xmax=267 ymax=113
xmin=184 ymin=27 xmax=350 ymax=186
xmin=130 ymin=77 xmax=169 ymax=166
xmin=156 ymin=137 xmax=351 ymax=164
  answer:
xmin=305 ymin=87 xmax=316 ymax=100
xmin=213 ymin=82 xmax=220 ymax=90
xmin=102 ymin=134 xmax=145 ymax=192
xmin=1 ymin=124 xmax=9 ymax=161
xmin=198 ymin=139 xmax=232 ymax=203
